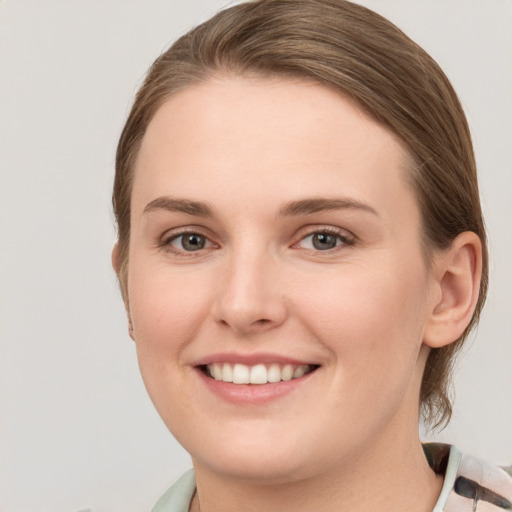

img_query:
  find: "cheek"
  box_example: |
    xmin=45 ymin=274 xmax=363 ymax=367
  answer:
xmin=128 ymin=264 xmax=213 ymax=359
xmin=294 ymin=257 xmax=429 ymax=372
xmin=127 ymin=266 xmax=214 ymax=430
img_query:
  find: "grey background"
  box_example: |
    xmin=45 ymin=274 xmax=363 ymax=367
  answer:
xmin=0 ymin=1 xmax=510 ymax=511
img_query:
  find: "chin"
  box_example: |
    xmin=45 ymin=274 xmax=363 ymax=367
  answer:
xmin=194 ymin=451 xmax=311 ymax=485
xmin=185 ymin=425 xmax=342 ymax=487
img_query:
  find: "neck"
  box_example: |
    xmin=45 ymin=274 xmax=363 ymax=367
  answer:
xmin=190 ymin=430 xmax=443 ymax=512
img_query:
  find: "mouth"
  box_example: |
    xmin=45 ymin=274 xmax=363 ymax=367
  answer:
xmin=199 ymin=362 xmax=320 ymax=385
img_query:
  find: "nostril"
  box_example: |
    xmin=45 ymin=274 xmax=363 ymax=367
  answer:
xmin=217 ymin=317 xmax=272 ymax=330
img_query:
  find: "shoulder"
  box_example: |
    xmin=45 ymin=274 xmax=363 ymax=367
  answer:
xmin=151 ymin=469 xmax=196 ymax=512
xmin=151 ymin=450 xmax=512 ymax=512
xmin=424 ymin=443 xmax=512 ymax=512
xmin=449 ymin=451 xmax=512 ymax=512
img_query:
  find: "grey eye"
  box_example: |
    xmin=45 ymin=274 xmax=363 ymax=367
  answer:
xmin=172 ymin=233 xmax=207 ymax=251
xmin=298 ymin=231 xmax=348 ymax=251
xmin=311 ymin=232 xmax=339 ymax=250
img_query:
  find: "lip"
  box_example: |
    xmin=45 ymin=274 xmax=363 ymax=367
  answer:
xmin=192 ymin=352 xmax=313 ymax=367
xmin=196 ymin=369 xmax=317 ymax=404
xmin=192 ymin=353 xmax=319 ymax=405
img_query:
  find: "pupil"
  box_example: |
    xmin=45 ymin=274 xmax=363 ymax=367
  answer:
xmin=313 ymin=233 xmax=337 ymax=250
xmin=183 ymin=234 xmax=205 ymax=251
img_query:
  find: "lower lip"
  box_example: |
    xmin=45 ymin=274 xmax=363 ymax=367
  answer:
xmin=196 ymin=369 xmax=316 ymax=405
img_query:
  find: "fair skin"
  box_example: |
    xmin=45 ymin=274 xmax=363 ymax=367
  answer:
xmin=113 ymin=76 xmax=481 ymax=512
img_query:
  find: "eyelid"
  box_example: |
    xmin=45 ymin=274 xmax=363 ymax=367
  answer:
xmin=158 ymin=226 xmax=218 ymax=256
xmin=291 ymin=225 xmax=356 ymax=250
xmin=170 ymin=233 xmax=212 ymax=248
xmin=156 ymin=224 xmax=355 ymax=255
xmin=159 ymin=225 xmax=211 ymax=243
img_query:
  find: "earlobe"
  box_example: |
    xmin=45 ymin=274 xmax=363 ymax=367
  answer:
xmin=111 ymin=242 xmax=135 ymax=341
xmin=111 ymin=242 xmax=121 ymax=275
xmin=128 ymin=317 xmax=135 ymax=341
xmin=424 ymin=232 xmax=482 ymax=348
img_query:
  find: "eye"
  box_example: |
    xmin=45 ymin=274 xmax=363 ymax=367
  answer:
xmin=168 ymin=232 xmax=211 ymax=252
xmin=297 ymin=230 xmax=353 ymax=251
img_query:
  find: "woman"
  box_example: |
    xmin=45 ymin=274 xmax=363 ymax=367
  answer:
xmin=111 ymin=1 xmax=512 ymax=510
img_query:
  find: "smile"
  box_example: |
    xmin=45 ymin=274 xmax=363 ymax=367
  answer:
xmin=202 ymin=363 xmax=318 ymax=385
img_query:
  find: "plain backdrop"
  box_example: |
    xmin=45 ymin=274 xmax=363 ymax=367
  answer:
xmin=0 ymin=1 xmax=511 ymax=511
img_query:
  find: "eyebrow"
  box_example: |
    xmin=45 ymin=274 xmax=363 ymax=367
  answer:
xmin=143 ymin=197 xmax=215 ymax=217
xmin=278 ymin=197 xmax=378 ymax=217
xmin=142 ymin=196 xmax=378 ymax=219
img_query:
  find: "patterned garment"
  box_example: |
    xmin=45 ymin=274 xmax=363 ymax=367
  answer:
xmin=152 ymin=444 xmax=512 ymax=512
xmin=424 ymin=443 xmax=512 ymax=512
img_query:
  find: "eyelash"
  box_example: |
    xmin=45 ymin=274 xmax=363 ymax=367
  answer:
xmin=159 ymin=229 xmax=215 ymax=257
xmin=159 ymin=226 xmax=355 ymax=257
xmin=293 ymin=226 xmax=355 ymax=252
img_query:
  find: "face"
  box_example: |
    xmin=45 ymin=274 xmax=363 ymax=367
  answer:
xmin=126 ymin=76 xmax=438 ymax=483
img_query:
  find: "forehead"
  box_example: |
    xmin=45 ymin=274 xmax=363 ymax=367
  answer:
xmin=133 ymin=76 xmax=417 ymax=224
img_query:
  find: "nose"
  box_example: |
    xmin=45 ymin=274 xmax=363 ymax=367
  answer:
xmin=211 ymin=248 xmax=288 ymax=336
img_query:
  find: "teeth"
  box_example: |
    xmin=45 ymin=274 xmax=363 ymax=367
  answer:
xmin=267 ymin=364 xmax=281 ymax=383
xmin=212 ymin=363 xmax=223 ymax=380
xmin=250 ymin=364 xmax=267 ymax=384
xmin=281 ymin=364 xmax=294 ymax=381
xmin=293 ymin=365 xmax=306 ymax=379
xmin=232 ymin=363 xmax=250 ymax=384
xmin=222 ymin=363 xmax=233 ymax=382
xmin=205 ymin=362 xmax=313 ymax=385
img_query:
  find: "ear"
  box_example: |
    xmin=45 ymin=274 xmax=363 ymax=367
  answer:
xmin=111 ymin=242 xmax=135 ymax=341
xmin=111 ymin=242 xmax=121 ymax=276
xmin=423 ymin=232 xmax=483 ymax=348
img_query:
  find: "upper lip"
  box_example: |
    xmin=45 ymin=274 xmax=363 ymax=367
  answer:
xmin=192 ymin=352 xmax=316 ymax=367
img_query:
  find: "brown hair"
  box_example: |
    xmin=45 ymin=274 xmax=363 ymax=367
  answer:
xmin=113 ymin=0 xmax=488 ymax=429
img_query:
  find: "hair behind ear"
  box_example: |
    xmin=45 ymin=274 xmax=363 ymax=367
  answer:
xmin=421 ymin=231 xmax=483 ymax=428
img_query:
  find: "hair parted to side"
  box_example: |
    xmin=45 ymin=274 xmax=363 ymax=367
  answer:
xmin=113 ymin=0 xmax=488 ymax=429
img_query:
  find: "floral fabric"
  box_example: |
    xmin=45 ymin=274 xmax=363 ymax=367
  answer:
xmin=152 ymin=444 xmax=512 ymax=512
xmin=425 ymin=443 xmax=512 ymax=512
